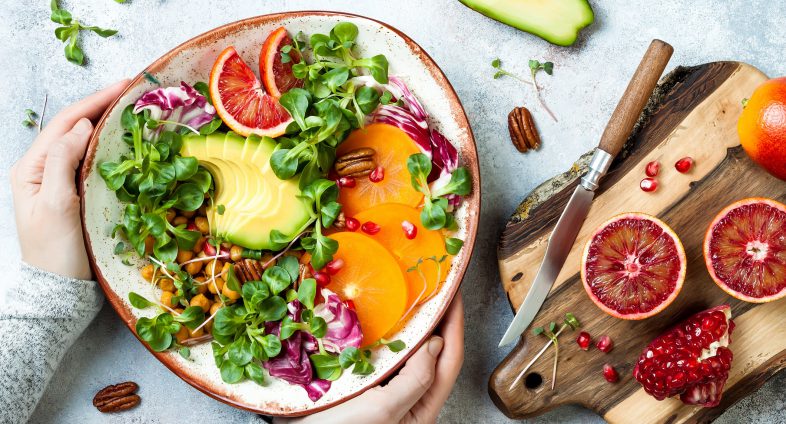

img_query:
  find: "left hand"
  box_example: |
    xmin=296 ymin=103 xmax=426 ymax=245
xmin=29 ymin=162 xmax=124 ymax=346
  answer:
xmin=11 ymin=80 xmax=130 ymax=280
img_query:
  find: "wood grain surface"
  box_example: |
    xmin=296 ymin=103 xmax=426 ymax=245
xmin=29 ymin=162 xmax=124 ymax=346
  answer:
xmin=489 ymin=62 xmax=786 ymax=423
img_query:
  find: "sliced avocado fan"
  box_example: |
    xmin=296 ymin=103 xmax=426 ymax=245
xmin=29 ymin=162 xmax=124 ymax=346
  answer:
xmin=181 ymin=132 xmax=316 ymax=250
xmin=459 ymin=0 xmax=594 ymax=47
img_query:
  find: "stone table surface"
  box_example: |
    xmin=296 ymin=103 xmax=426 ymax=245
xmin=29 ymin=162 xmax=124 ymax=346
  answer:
xmin=2 ymin=0 xmax=785 ymax=423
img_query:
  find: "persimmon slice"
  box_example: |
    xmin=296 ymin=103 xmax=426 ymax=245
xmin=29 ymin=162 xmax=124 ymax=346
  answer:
xmin=337 ymin=124 xmax=424 ymax=217
xmin=354 ymin=203 xmax=450 ymax=308
xmin=327 ymin=232 xmax=408 ymax=346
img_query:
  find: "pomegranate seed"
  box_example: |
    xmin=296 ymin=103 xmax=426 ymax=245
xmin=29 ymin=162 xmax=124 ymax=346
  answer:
xmin=369 ymin=166 xmax=385 ymax=183
xmin=645 ymin=160 xmax=661 ymax=177
xmin=338 ymin=176 xmax=356 ymax=188
xmin=314 ymin=272 xmax=331 ymax=287
xmin=345 ymin=299 xmax=356 ymax=310
xmin=186 ymin=222 xmax=198 ymax=232
xmin=597 ymin=335 xmax=614 ymax=353
xmin=361 ymin=221 xmax=381 ymax=235
xmin=345 ymin=217 xmax=360 ymax=232
xmin=576 ymin=331 xmax=591 ymax=350
xmin=675 ymin=157 xmax=694 ymax=173
xmin=402 ymin=220 xmax=417 ymax=239
xmin=325 ymin=258 xmax=345 ymax=275
xmin=640 ymin=177 xmax=658 ymax=192
xmin=203 ymin=240 xmax=217 ymax=256
xmin=603 ymin=364 xmax=619 ymax=383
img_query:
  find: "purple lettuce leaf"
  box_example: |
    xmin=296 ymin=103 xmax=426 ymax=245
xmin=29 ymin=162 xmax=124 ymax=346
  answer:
xmin=313 ymin=288 xmax=363 ymax=354
xmin=133 ymin=81 xmax=216 ymax=141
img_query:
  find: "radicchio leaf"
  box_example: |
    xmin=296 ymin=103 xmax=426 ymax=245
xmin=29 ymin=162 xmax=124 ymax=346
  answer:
xmin=133 ymin=81 xmax=216 ymax=141
xmin=313 ymin=288 xmax=362 ymax=353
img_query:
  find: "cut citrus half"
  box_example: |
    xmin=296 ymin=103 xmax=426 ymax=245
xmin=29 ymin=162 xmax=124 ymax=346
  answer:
xmin=354 ymin=203 xmax=450 ymax=309
xmin=337 ymin=124 xmax=424 ymax=218
xmin=326 ymin=232 xmax=409 ymax=346
xmin=260 ymin=27 xmax=304 ymax=98
xmin=581 ymin=213 xmax=686 ymax=320
xmin=209 ymin=46 xmax=292 ymax=137
xmin=704 ymin=197 xmax=786 ymax=303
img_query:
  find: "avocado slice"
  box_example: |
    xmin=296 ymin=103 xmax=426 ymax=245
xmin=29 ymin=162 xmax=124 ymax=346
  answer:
xmin=459 ymin=0 xmax=594 ymax=46
xmin=181 ymin=132 xmax=315 ymax=250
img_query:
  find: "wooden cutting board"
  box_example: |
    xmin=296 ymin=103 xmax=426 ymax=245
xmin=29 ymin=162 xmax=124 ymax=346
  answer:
xmin=489 ymin=62 xmax=786 ymax=423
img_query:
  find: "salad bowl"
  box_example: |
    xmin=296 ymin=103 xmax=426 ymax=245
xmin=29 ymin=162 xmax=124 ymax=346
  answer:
xmin=80 ymin=11 xmax=480 ymax=416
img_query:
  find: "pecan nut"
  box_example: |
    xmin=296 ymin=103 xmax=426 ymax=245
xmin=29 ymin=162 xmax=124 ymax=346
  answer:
xmin=235 ymin=259 xmax=264 ymax=283
xmin=93 ymin=382 xmax=140 ymax=413
xmin=333 ymin=211 xmax=346 ymax=230
xmin=335 ymin=147 xmax=376 ymax=177
xmin=508 ymin=106 xmax=541 ymax=152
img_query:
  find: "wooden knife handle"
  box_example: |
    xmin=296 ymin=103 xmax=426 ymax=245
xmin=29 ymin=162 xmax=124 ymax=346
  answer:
xmin=597 ymin=39 xmax=673 ymax=158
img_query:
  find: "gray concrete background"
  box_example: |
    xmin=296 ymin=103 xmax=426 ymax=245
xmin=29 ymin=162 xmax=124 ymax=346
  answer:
xmin=2 ymin=0 xmax=785 ymax=423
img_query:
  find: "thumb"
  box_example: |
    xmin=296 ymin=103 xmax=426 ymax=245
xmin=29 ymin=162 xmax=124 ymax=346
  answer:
xmin=39 ymin=118 xmax=93 ymax=201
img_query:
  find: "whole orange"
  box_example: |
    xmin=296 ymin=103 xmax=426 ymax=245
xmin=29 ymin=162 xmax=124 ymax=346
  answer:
xmin=738 ymin=77 xmax=786 ymax=180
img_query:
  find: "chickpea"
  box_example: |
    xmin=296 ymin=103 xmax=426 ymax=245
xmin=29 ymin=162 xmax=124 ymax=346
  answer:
xmin=165 ymin=209 xmax=176 ymax=223
xmin=160 ymin=291 xmax=177 ymax=308
xmin=177 ymin=249 xmax=194 ymax=264
xmin=140 ymin=264 xmax=155 ymax=281
xmin=205 ymin=259 xmax=224 ymax=278
xmin=221 ymin=262 xmax=232 ymax=276
xmin=210 ymin=302 xmax=221 ymax=316
xmin=188 ymin=326 xmax=204 ymax=338
xmin=230 ymin=245 xmax=244 ymax=262
xmin=180 ymin=209 xmax=196 ymax=218
xmin=198 ymin=204 xmax=208 ymax=217
xmin=174 ymin=307 xmax=184 ymax=314
xmin=194 ymin=276 xmax=208 ymax=294
xmin=144 ymin=236 xmax=155 ymax=255
xmin=175 ymin=325 xmax=189 ymax=343
xmin=222 ymin=284 xmax=241 ymax=301
xmin=190 ymin=294 xmax=211 ymax=313
xmin=208 ymin=277 xmax=225 ymax=294
xmin=299 ymin=252 xmax=312 ymax=265
xmin=158 ymin=278 xmax=175 ymax=292
xmin=261 ymin=252 xmax=276 ymax=268
xmin=205 ymin=319 xmax=213 ymax=333
xmin=185 ymin=260 xmax=203 ymax=276
xmin=193 ymin=236 xmax=206 ymax=254
xmin=172 ymin=216 xmax=188 ymax=227
xmin=194 ymin=216 xmax=210 ymax=235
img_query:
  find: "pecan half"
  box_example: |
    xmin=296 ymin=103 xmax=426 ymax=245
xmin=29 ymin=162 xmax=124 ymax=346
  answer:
xmin=508 ymin=106 xmax=541 ymax=152
xmin=333 ymin=211 xmax=346 ymax=230
xmin=235 ymin=259 xmax=264 ymax=283
xmin=335 ymin=147 xmax=376 ymax=177
xmin=93 ymin=382 xmax=140 ymax=413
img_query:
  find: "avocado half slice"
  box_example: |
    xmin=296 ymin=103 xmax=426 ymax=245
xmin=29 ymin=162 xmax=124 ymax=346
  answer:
xmin=459 ymin=0 xmax=594 ymax=46
xmin=181 ymin=132 xmax=315 ymax=250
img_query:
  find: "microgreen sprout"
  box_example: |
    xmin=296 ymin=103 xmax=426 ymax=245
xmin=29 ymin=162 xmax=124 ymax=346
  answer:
xmin=22 ymin=109 xmax=38 ymax=129
xmin=509 ymin=312 xmax=580 ymax=391
xmin=50 ymin=0 xmax=118 ymax=65
xmin=492 ymin=58 xmax=558 ymax=122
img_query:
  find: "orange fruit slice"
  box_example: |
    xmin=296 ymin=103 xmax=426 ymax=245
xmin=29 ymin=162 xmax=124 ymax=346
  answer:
xmin=354 ymin=203 xmax=450 ymax=308
xmin=209 ymin=46 xmax=292 ymax=137
xmin=337 ymin=124 xmax=424 ymax=217
xmin=327 ymin=232 xmax=408 ymax=346
xmin=260 ymin=27 xmax=304 ymax=98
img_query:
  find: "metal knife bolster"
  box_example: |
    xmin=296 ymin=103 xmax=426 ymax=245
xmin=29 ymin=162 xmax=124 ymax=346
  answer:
xmin=580 ymin=149 xmax=614 ymax=191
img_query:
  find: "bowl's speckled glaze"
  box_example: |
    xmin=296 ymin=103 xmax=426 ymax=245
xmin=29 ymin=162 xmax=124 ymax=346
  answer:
xmin=79 ymin=11 xmax=480 ymax=416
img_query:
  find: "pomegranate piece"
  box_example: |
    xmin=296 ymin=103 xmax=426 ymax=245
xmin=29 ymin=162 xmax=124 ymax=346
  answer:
xmin=645 ymin=160 xmax=661 ymax=177
xmin=325 ymin=258 xmax=344 ymax=275
xmin=369 ymin=166 xmax=385 ymax=183
xmin=633 ymin=305 xmax=735 ymax=407
xmin=338 ymin=176 xmax=356 ymax=188
xmin=345 ymin=217 xmax=360 ymax=232
xmin=313 ymin=271 xmax=331 ymax=287
xmin=576 ymin=331 xmax=591 ymax=350
xmin=675 ymin=157 xmax=694 ymax=173
xmin=640 ymin=177 xmax=658 ymax=192
xmin=401 ymin=220 xmax=418 ymax=239
xmin=361 ymin=221 xmax=381 ymax=235
xmin=596 ymin=335 xmax=614 ymax=353
xmin=603 ymin=364 xmax=619 ymax=383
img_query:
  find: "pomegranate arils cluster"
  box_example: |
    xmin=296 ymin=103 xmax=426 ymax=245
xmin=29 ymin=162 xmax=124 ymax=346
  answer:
xmin=640 ymin=157 xmax=695 ymax=192
xmin=633 ymin=305 xmax=734 ymax=407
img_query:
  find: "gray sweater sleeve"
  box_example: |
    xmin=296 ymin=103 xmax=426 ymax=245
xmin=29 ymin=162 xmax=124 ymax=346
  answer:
xmin=0 ymin=263 xmax=104 ymax=424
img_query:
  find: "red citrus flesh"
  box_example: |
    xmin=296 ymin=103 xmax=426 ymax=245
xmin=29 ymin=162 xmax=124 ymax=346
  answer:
xmin=209 ymin=46 xmax=292 ymax=137
xmin=260 ymin=27 xmax=304 ymax=98
xmin=581 ymin=213 xmax=686 ymax=320
xmin=703 ymin=197 xmax=786 ymax=302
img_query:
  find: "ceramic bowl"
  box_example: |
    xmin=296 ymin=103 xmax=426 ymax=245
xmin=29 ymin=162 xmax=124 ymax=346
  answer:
xmin=80 ymin=11 xmax=480 ymax=416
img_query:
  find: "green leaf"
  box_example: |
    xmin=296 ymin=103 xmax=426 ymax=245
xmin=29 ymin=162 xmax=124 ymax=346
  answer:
xmin=64 ymin=34 xmax=84 ymax=65
xmin=228 ymin=337 xmax=253 ymax=366
xmin=142 ymin=213 xmax=166 ymax=237
xmin=432 ymin=167 xmax=471 ymax=198
xmin=270 ymin=149 xmax=300 ymax=180
xmin=420 ymin=201 xmax=447 ymax=230
xmin=257 ymin=296 xmax=287 ymax=322
xmin=331 ymin=22 xmax=359 ymax=44
xmin=262 ymin=266 xmax=291 ymax=295
xmin=309 ymin=316 xmax=327 ymax=338
xmin=173 ymin=156 xmax=199 ymax=181
xmin=310 ymin=353 xmax=343 ymax=381
xmin=278 ymin=256 xmax=300 ymax=283
xmin=307 ymin=234 xmax=338 ymax=270
xmin=280 ymin=316 xmax=300 ymax=340
xmin=245 ymin=362 xmax=265 ymax=385
xmin=278 ymin=88 xmax=311 ymax=131
xmin=220 ymin=360 xmax=244 ymax=384
xmin=199 ymin=116 xmax=222 ymax=135
xmin=171 ymin=226 xmax=200 ymax=251
xmin=173 ymin=306 xmax=205 ymax=330
xmin=172 ymin=183 xmax=204 ymax=211
xmin=384 ymin=339 xmax=406 ymax=353
xmin=532 ymin=327 xmax=544 ymax=336
xmin=259 ymin=334 xmax=282 ymax=358
xmin=153 ymin=234 xmax=178 ymax=263
xmin=178 ymin=346 xmax=191 ymax=359
xmin=50 ymin=6 xmax=72 ymax=25
xmin=543 ymin=62 xmax=554 ymax=75
xmin=355 ymin=86 xmax=381 ymax=114
xmin=338 ymin=347 xmax=360 ymax=369
xmin=445 ymin=238 xmax=464 ymax=255
xmin=84 ymin=26 xmax=118 ymax=38
xmin=142 ymin=71 xmax=161 ymax=85
xmin=406 ymin=154 xmax=432 ymax=193
xmin=297 ymin=278 xmax=317 ymax=310
xmin=320 ymin=201 xmax=342 ymax=228
xmin=379 ymin=90 xmax=393 ymax=105
xmin=322 ymin=66 xmax=350 ymax=92
xmin=491 ymin=58 xmax=501 ymax=68
xmin=128 ymin=292 xmax=153 ymax=309
xmin=352 ymin=359 xmax=375 ymax=375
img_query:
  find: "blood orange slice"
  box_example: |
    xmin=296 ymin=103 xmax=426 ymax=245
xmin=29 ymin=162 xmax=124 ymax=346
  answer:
xmin=581 ymin=213 xmax=686 ymax=320
xmin=260 ymin=27 xmax=304 ymax=97
xmin=704 ymin=197 xmax=786 ymax=302
xmin=209 ymin=46 xmax=292 ymax=137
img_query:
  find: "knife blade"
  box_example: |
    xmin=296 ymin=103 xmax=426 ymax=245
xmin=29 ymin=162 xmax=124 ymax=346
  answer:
xmin=497 ymin=39 xmax=674 ymax=348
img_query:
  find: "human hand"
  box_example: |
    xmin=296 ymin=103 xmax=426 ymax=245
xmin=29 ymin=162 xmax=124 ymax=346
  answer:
xmin=11 ymin=80 xmax=130 ymax=280
xmin=280 ymin=292 xmax=464 ymax=424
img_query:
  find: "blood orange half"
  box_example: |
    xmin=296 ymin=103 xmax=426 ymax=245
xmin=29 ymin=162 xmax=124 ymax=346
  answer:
xmin=581 ymin=213 xmax=686 ymax=320
xmin=209 ymin=46 xmax=292 ymax=137
xmin=704 ymin=197 xmax=786 ymax=303
xmin=260 ymin=27 xmax=304 ymax=98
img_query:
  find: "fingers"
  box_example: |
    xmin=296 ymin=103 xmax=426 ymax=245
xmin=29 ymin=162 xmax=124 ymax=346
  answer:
xmin=39 ymin=118 xmax=94 ymax=202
